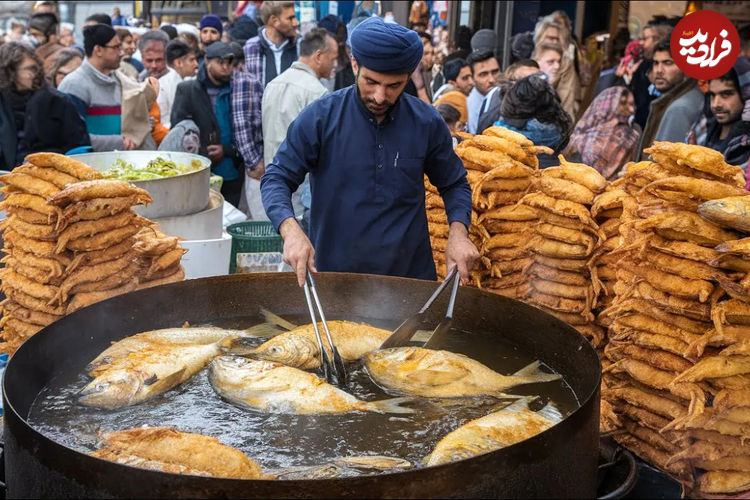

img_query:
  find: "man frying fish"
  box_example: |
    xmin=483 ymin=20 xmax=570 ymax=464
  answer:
xmin=261 ymin=17 xmax=478 ymax=285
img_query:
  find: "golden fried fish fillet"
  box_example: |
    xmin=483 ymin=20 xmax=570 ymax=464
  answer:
xmin=547 ymin=156 xmax=607 ymax=193
xmin=643 ymin=176 xmax=749 ymax=201
xmin=55 ymin=211 xmax=136 ymax=253
xmin=0 ymin=268 xmax=59 ymax=303
xmin=635 ymin=212 xmax=739 ymax=247
xmin=698 ymin=471 xmax=750 ymax=494
xmin=529 ymin=236 xmax=591 ymax=259
xmin=3 ymin=300 xmax=62 ymax=326
xmin=477 ymin=204 xmax=538 ymax=222
xmin=536 ymin=176 xmax=596 ymax=205
xmin=48 ymin=180 xmax=152 ymax=207
xmin=645 ymin=142 xmax=744 ymax=184
xmin=591 ymin=189 xmax=631 ymax=218
xmin=0 ymin=193 xmax=59 ymax=217
xmin=13 ymin=164 xmax=77 ymax=189
xmin=602 ymin=385 xmax=687 ymax=420
xmin=91 ymin=427 xmax=266 ymax=479
xmin=520 ymin=192 xmax=597 ymax=227
xmin=618 ymin=262 xmax=714 ymax=302
xmin=136 ymin=266 xmax=185 ymax=289
xmin=67 ymin=279 xmax=138 ymax=314
xmin=7 ymin=206 xmax=55 ymax=225
xmin=7 ymin=215 xmax=57 ymax=240
xmin=469 ymin=134 xmax=527 ymax=162
xmin=5 ymin=286 xmax=66 ymax=315
xmin=0 ymin=172 xmax=59 ymax=198
xmin=66 ymin=225 xmax=141 ymax=252
xmin=482 ymin=126 xmax=533 ymax=146
xmin=25 ymin=152 xmax=102 ymax=181
xmin=526 ymin=262 xmax=588 ymax=286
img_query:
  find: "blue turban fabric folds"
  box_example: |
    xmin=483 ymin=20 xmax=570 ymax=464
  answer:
xmin=350 ymin=17 xmax=423 ymax=74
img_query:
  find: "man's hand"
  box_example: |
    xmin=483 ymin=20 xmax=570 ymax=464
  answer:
xmin=122 ymin=137 xmax=136 ymax=150
xmin=247 ymin=160 xmax=265 ymax=180
xmin=279 ymin=217 xmax=316 ymax=286
xmin=207 ymin=144 xmax=224 ymax=162
xmin=445 ymin=221 xmax=479 ymax=285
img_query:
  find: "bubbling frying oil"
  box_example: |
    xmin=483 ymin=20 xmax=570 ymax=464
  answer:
xmin=27 ymin=315 xmax=579 ymax=475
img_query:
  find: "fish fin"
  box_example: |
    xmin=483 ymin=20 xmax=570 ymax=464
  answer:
xmin=512 ymin=360 xmax=543 ymax=376
xmin=241 ymin=323 xmax=290 ymax=338
xmin=404 ymin=368 xmax=467 ymax=386
xmin=143 ymin=366 xmax=187 ymax=393
xmin=259 ymin=307 xmax=297 ymax=331
xmin=369 ymin=396 xmax=418 ymax=414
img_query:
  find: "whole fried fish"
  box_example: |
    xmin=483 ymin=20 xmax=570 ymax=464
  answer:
xmin=226 ymin=320 xmax=391 ymax=369
xmin=91 ymin=427 xmax=268 ymax=479
xmin=87 ymin=326 xmax=252 ymax=374
xmin=423 ymin=399 xmax=562 ymax=466
xmin=80 ymin=328 xmax=246 ymax=409
xmin=699 ymin=196 xmax=750 ymax=233
xmin=209 ymin=355 xmax=414 ymax=414
xmin=364 ymin=347 xmax=561 ymax=398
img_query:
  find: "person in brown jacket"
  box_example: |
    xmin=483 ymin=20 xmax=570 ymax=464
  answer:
xmin=27 ymin=13 xmax=64 ymax=64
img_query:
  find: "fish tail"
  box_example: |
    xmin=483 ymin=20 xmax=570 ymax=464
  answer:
xmin=368 ymin=397 xmax=417 ymax=414
xmin=259 ymin=307 xmax=298 ymax=330
xmin=220 ymin=336 xmax=257 ymax=355
xmin=537 ymin=402 xmax=564 ymax=423
xmin=239 ymin=308 xmax=298 ymax=338
xmin=512 ymin=360 xmax=561 ymax=383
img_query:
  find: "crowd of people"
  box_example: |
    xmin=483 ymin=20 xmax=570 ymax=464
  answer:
xmin=1 ymin=1 xmax=749 ymax=219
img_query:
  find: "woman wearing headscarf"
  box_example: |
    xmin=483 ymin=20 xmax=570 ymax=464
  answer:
xmin=494 ymin=73 xmax=572 ymax=168
xmin=564 ymin=86 xmax=640 ymax=180
xmin=0 ymin=42 xmax=89 ymax=171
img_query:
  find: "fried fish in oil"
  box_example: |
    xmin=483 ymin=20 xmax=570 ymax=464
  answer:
xmin=423 ymin=399 xmax=561 ymax=466
xmin=91 ymin=427 xmax=266 ymax=479
xmin=209 ymin=356 xmax=414 ymax=414
xmin=364 ymin=347 xmax=560 ymax=398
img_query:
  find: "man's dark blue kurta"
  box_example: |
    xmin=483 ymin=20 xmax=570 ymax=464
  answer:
xmin=261 ymin=85 xmax=472 ymax=280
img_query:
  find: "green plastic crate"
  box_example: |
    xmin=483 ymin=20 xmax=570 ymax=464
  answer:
xmin=227 ymin=221 xmax=283 ymax=273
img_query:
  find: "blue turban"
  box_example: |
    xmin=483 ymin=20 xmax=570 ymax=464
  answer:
xmin=350 ymin=17 xmax=423 ymax=74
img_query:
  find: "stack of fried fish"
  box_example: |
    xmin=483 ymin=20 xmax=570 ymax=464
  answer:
xmin=0 ymin=154 xmax=105 ymax=352
xmin=591 ymin=187 xmax=635 ymax=326
xmin=598 ymin=142 xmax=750 ymax=494
xmin=132 ymin=227 xmax=187 ymax=290
xmin=0 ymin=153 xmax=186 ymax=355
xmin=518 ymin=156 xmax=608 ymax=347
xmin=47 ymin=178 xmax=155 ymax=315
xmin=428 ymin=126 xmax=551 ymax=297
xmin=469 ymin=127 xmax=544 ymax=298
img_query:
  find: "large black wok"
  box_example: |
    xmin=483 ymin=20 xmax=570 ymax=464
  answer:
xmin=3 ymin=273 xmax=600 ymax=498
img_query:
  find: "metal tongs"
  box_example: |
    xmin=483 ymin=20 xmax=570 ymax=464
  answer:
xmin=303 ymin=270 xmax=347 ymax=386
xmin=380 ymin=266 xmax=460 ymax=349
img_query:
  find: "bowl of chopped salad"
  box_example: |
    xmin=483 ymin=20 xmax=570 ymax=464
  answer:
xmin=71 ymin=151 xmax=211 ymax=218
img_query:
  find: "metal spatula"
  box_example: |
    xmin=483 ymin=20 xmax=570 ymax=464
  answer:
xmin=379 ymin=266 xmax=460 ymax=350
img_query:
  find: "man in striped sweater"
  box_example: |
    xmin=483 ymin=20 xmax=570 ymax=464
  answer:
xmin=58 ymin=23 xmax=136 ymax=151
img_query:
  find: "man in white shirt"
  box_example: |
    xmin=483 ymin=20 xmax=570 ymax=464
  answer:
xmin=157 ymin=40 xmax=198 ymax=128
xmin=246 ymin=28 xmax=338 ymax=223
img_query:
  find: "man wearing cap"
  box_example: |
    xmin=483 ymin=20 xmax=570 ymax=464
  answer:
xmin=172 ymin=42 xmax=261 ymax=207
xmin=58 ymin=24 xmax=136 ymax=152
xmin=261 ymin=17 xmax=478 ymax=286
xmin=199 ymin=14 xmax=223 ymax=51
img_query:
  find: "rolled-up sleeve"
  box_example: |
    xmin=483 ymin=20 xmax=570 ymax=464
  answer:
xmin=424 ymin=116 xmax=472 ymax=229
xmin=260 ymin=106 xmax=321 ymax=231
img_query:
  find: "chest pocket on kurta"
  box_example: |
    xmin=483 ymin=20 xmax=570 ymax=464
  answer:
xmin=392 ymin=158 xmax=425 ymax=202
